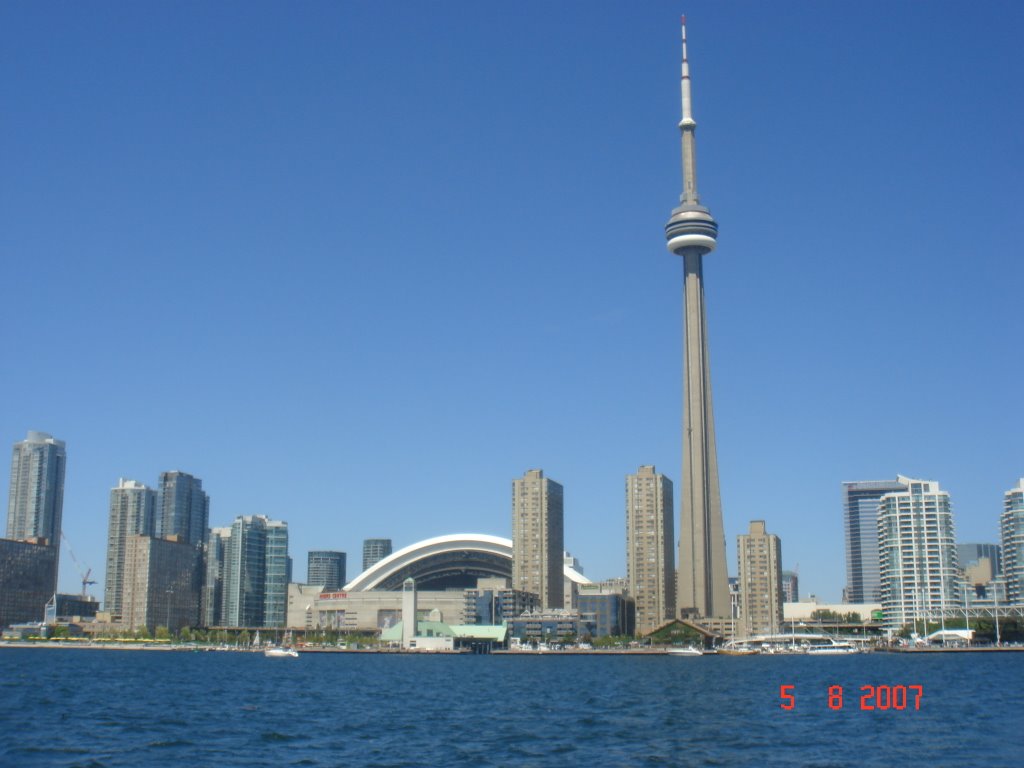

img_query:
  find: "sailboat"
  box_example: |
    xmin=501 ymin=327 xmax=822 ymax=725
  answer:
xmin=264 ymin=629 xmax=298 ymax=657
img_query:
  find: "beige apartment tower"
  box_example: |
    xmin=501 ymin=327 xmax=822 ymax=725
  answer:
xmin=512 ymin=469 xmax=564 ymax=609
xmin=626 ymin=466 xmax=675 ymax=635
xmin=121 ymin=534 xmax=201 ymax=633
xmin=104 ymin=479 xmax=156 ymax=619
xmin=737 ymin=521 xmax=783 ymax=638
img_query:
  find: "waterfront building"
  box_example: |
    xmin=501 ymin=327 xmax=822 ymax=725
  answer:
xmin=508 ymin=609 xmax=591 ymax=643
xmin=6 ymin=431 xmax=66 ymax=546
xmin=0 ymin=537 xmax=58 ymax=628
xmin=737 ymin=521 xmax=783 ymax=637
xmin=843 ymin=479 xmax=908 ymax=603
xmin=963 ymin=557 xmax=1000 ymax=604
xmin=463 ymin=578 xmax=540 ymax=625
xmin=563 ymin=552 xmax=584 ymax=608
xmin=44 ymin=593 xmax=99 ymax=624
xmin=512 ymin=469 xmax=564 ymax=609
xmin=223 ymin=516 xmax=267 ymax=627
xmin=783 ymin=601 xmax=882 ymax=623
xmin=625 ymin=465 xmax=675 ymax=635
xmin=665 ymin=21 xmax=729 ymax=620
xmin=311 ymin=589 xmax=469 ymax=632
xmin=598 ymin=576 xmax=628 ymax=593
xmin=308 ymin=550 xmax=346 ymax=592
xmin=216 ymin=515 xmax=290 ymax=628
xmin=381 ymin=619 xmax=504 ymax=653
xmin=6 ymin=431 xmax=65 ymax=595
xmin=401 ymin=578 xmax=417 ymax=649
xmin=200 ymin=527 xmax=231 ymax=626
xmin=362 ymin=538 xmax=392 ymax=572
xmin=157 ymin=471 xmax=209 ymax=546
xmin=960 ymin=543 xmax=1000 ymax=599
xmin=1001 ymin=479 xmax=1024 ymax=604
xmin=781 ymin=570 xmax=799 ymax=604
xmin=263 ymin=520 xmax=290 ymax=627
xmin=968 ymin=577 xmax=1007 ymax=607
xmin=957 ymin=543 xmax=1001 ymax=575
xmin=121 ymin=534 xmax=201 ymax=633
xmin=878 ymin=477 xmax=961 ymax=630
xmin=104 ymin=479 xmax=156 ymax=618
xmin=577 ymin=582 xmax=635 ymax=637
xmin=286 ymin=583 xmax=325 ymax=630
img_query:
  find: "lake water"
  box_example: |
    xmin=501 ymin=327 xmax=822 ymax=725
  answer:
xmin=1 ymin=648 xmax=1021 ymax=767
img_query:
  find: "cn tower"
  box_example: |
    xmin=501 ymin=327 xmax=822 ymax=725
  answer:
xmin=665 ymin=17 xmax=729 ymax=619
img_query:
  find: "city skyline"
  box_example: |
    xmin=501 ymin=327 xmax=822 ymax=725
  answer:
xmin=3 ymin=3 xmax=1022 ymax=603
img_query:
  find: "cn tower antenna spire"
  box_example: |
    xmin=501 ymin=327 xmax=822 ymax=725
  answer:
xmin=679 ymin=15 xmax=699 ymax=205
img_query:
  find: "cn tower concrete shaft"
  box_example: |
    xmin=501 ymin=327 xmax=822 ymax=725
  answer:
xmin=678 ymin=250 xmax=729 ymax=618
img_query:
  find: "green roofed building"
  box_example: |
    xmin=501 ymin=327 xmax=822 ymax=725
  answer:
xmin=381 ymin=619 xmax=507 ymax=652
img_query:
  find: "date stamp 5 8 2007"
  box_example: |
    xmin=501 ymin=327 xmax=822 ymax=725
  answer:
xmin=779 ymin=684 xmax=923 ymax=711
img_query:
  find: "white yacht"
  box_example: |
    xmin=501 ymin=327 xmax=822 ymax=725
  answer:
xmin=264 ymin=647 xmax=299 ymax=658
xmin=667 ymin=646 xmax=704 ymax=657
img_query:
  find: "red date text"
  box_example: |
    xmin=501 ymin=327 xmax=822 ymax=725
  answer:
xmin=779 ymin=684 xmax=923 ymax=711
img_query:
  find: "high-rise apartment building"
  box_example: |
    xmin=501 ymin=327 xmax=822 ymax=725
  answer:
xmin=1001 ymin=479 xmax=1024 ymax=605
xmin=201 ymin=527 xmax=231 ymax=626
xmin=625 ymin=465 xmax=675 ymax=635
xmin=121 ymin=534 xmax=201 ymax=633
xmin=308 ymin=550 xmax=346 ymax=591
xmin=512 ymin=469 xmax=564 ymax=609
xmin=216 ymin=515 xmax=290 ymax=628
xmin=957 ymin=543 xmax=1001 ymax=575
xmin=0 ymin=538 xmax=58 ymax=628
xmin=737 ymin=521 xmax=783 ymax=637
xmin=958 ymin=542 xmax=1001 ymax=599
xmin=781 ymin=570 xmax=799 ymax=604
xmin=157 ymin=471 xmax=209 ymax=547
xmin=4 ymin=431 xmax=65 ymax=600
xmin=577 ymin=582 xmax=636 ymax=638
xmin=104 ymin=479 xmax=156 ymax=618
xmin=223 ymin=515 xmax=267 ymax=627
xmin=263 ymin=520 xmax=290 ymax=627
xmin=878 ymin=476 xmax=961 ymax=630
xmin=843 ymin=479 xmax=907 ymax=603
xmin=362 ymin=539 xmax=392 ymax=572
xmin=7 ymin=431 xmax=66 ymax=546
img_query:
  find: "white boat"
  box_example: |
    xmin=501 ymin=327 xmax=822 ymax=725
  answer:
xmin=717 ymin=646 xmax=759 ymax=656
xmin=667 ymin=646 xmax=704 ymax=656
xmin=806 ymin=641 xmax=859 ymax=655
xmin=264 ymin=647 xmax=299 ymax=658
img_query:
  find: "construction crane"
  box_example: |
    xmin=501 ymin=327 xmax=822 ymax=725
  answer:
xmin=60 ymin=532 xmax=97 ymax=598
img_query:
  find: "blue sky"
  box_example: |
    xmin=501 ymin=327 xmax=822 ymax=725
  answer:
xmin=3 ymin=1 xmax=1022 ymax=603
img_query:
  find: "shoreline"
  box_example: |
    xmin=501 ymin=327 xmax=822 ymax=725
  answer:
xmin=3 ymin=641 xmax=1022 ymax=655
